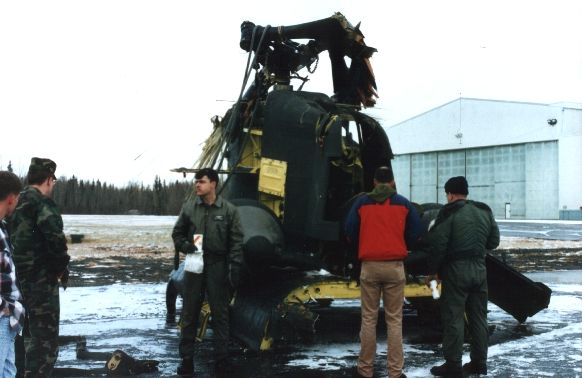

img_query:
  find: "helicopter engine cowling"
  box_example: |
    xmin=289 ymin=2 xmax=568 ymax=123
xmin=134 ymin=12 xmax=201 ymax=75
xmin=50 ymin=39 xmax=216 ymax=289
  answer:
xmin=231 ymin=199 xmax=284 ymax=269
xmin=232 ymin=199 xmax=323 ymax=275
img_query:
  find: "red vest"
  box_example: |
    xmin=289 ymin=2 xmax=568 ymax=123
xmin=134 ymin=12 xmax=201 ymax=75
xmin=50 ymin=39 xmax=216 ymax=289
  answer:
xmin=358 ymin=198 xmax=409 ymax=261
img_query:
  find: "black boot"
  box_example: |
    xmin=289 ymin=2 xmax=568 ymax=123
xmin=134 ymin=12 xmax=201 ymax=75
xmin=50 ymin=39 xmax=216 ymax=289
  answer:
xmin=463 ymin=361 xmax=487 ymax=375
xmin=177 ymin=358 xmax=194 ymax=376
xmin=214 ymin=343 xmax=229 ymax=363
xmin=165 ymin=312 xmax=176 ymax=324
xmin=430 ymin=360 xmax=463 ymax=377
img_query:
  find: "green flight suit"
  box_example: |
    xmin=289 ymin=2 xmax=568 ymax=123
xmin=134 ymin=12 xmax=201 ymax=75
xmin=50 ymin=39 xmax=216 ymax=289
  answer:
xmin=425 ymin=199 xmax=500 ymax=365
xmin=172 ymin=195 xmax=243 ymax=359
xmin=10 ymin=186 xmax=70 ymax=377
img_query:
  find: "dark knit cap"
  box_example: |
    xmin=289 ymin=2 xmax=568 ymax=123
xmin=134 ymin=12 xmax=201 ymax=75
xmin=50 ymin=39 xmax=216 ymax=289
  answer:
xmin=373 ymin=166 xmax=394 ymax=183
xmin=444 ymin=176 xmax=469 ymax=195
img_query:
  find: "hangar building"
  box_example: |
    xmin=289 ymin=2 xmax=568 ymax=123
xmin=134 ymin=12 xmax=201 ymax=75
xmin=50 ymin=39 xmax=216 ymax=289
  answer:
xmin=386 ymin=98 xmax=582 ymax=220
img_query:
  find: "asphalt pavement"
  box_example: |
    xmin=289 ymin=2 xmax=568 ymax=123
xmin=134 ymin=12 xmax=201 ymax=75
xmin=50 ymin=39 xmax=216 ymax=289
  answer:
xmin=52 ymin=217 xmax=582 ymax=377
xmin=498 ymin=219 xmax=582 ymax=240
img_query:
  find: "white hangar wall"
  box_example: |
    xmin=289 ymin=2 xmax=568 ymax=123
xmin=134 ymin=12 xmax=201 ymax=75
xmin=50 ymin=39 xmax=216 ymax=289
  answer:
xmin=558 ymin=106 xmax=582 ymax=216
xmin=386 ymin=98 xmax=582 ymax=220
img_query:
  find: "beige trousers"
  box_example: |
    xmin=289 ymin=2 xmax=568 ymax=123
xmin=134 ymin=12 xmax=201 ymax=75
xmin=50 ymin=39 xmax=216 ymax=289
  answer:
xmin=358 ymin=260 xmax=405 ymax=378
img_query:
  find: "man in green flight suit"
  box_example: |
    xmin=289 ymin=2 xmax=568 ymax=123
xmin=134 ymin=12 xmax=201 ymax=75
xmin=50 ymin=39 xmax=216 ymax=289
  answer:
xmin=10 ymin=157 xmax=70 ymax=377
xmin=424 ymin=176 xmax=499 ymax=377
xmin=171 ymin=168 xmax=244 ymax=376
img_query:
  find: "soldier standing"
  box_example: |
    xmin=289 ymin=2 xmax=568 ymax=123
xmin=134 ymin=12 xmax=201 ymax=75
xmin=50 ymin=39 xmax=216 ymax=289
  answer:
xmin=424 ymin=176 xmax=499 ymax=377
xmin=10 ymin=158 xmax=70 ymax=377
xmin=0 ymin=171 xmax=25 ymax=377
xmin=171 ymin=168 xmax=243 ymax=376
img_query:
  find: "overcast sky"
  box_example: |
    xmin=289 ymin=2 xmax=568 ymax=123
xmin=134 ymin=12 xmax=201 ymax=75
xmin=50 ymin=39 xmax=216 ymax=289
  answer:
xmin=1 ymin=0 xmax=581 ymax=186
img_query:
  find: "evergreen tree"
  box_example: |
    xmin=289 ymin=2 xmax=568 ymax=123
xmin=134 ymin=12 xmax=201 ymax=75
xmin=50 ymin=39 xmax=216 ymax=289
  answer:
xmin=43 ymin=175 xmax=192 ymax=215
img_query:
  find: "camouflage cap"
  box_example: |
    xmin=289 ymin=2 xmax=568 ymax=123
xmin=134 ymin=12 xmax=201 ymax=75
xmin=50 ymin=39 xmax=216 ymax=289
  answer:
xmin=28 ymin=157 xmax=57 ymax=177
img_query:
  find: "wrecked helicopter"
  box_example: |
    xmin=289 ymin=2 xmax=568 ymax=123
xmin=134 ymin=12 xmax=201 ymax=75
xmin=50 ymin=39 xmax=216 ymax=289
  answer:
xmin=168 ymin=12 xmax=551 ymax=352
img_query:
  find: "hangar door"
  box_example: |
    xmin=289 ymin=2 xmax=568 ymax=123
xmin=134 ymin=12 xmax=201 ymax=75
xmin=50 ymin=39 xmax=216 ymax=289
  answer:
xmin=393 ymin=141 xmax=558 ymax=219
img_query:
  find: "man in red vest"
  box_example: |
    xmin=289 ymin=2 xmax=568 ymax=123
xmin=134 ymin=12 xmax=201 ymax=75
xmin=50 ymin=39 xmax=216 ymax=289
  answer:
xmin=345 ymin=166 xmax=422 ymax=378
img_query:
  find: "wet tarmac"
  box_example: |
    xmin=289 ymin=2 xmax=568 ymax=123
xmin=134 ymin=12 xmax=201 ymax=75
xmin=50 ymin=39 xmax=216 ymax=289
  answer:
xmin=498 ymin=220 xmax=582 ymax=241
xmin=51 ymin=216 xmax=582 ymax=377
xmin=56 ymin=270 xmax=582 ymax=377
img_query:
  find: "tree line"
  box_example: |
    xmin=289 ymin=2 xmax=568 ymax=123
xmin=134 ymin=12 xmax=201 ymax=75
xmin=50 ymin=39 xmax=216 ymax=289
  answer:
xmin=51 ymin=175 xmax=193 ymax=215
xmin=5 ymin=172 xmax=192 ymax=215
xmin=3 ymin=161 xmax=194 ymax=215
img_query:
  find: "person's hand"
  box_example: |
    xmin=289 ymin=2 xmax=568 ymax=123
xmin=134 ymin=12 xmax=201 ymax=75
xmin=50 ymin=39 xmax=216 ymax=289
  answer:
xmin=424 ymin=274 xmax=439 ymax=287
xmin=59 ymin=268 xmax=70 ymax=290
xmin=182 ymin=242 xmax=198 ymax=254
xmin=348 ymin=262 xmax=361 ymax=286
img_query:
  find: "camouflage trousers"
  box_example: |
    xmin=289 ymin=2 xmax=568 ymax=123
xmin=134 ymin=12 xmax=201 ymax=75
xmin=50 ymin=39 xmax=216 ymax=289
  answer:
xmin=17 ymin=272 xmax=60 ymax=377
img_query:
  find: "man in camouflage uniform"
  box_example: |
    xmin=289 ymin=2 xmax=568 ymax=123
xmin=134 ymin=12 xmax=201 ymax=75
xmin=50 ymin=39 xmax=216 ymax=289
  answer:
xmin=172 ymin=168 xmax=243 ymax=376
xmin=10 ymin=158 xmax=70 ymax=377
xmin=424 ymin=176 xmax=499 ymax=377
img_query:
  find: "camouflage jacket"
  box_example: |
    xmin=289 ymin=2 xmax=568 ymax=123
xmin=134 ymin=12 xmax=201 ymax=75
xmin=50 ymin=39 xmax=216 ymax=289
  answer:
xmin=172 ymin=195 xmax=243 ymax=268
xmin=9 ymin=187 xmax=70 ymax=277
xmin=425 ymin=199 xmax=500 ymax=275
